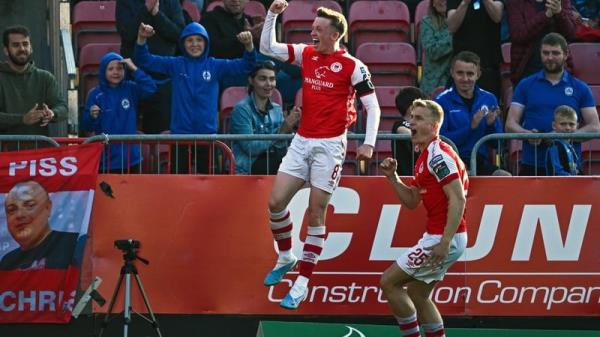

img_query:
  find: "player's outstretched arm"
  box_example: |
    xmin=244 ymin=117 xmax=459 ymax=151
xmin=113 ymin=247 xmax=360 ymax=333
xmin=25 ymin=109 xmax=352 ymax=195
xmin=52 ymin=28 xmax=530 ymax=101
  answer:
xmin=260 ymin=0 xmax=299 ymax=63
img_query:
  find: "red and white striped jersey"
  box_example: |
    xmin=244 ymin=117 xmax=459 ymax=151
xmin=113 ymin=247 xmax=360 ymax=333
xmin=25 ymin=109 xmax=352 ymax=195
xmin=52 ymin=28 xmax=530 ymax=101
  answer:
xmin=286 ymin=44 xmax=373 ymax=138
xmin=410 ymin=138 xmax=468 ymax=235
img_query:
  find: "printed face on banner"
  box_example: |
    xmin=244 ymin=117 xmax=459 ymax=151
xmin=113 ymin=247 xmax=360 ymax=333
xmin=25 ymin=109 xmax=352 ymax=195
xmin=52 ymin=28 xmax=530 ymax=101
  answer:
xmin=0 ymin=144 xmax=102 ymax=323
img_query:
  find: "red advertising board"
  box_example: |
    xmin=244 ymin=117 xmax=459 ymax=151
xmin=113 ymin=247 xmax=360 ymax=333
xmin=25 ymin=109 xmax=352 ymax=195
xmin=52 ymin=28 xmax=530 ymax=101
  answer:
xmin=84 ymin=176 xmax=600 ymax=316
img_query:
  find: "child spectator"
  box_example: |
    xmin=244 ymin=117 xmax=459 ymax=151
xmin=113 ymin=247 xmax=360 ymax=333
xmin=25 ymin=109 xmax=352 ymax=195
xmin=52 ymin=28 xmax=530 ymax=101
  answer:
xmin=81 ymin=53 xmax=157 ymax=173
xmin=546 ymin=105 xmax=581 ymax=175
xmin=135 ymin=22 xmax=256 ymax=173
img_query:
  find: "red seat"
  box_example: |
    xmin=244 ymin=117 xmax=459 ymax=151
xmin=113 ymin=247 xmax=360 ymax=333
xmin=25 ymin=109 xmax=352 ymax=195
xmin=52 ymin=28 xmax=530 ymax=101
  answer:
xmin=245 ymin=1 xmax=267 ymax=17
xmin=348 ymin=1 xmax=410 ymax=52
xmin=72 ymin=1 xmax=119 ymax=59
xmin=206 ymin=1 xmax=265 ymax=16
xmin=590 ymin=85 xmax=600 ymax=110
xmin=375 ymin=86 xmax=403 ymax=116
xmin=282 ymin=1 xmax=343 ymax=44
xmin=581 ymin=139 xmax=600 ymax=175
xmin=182 ymin=0 xmax=201 ymax=22
xmin=78 ymin=43 xmax=121 ymax=106
xmin=355 ymin=42 xmax=417 ymax=87
xmin=569 ymin=43 xmax=600 ymax=85
xmin=219 ymin=86 xmax=283 ymax=133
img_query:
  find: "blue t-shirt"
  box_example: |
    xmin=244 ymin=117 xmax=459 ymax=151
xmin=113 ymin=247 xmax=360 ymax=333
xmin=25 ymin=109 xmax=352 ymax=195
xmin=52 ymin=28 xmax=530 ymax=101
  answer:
xmin=512 ymin=70 xmax=596 ymax=166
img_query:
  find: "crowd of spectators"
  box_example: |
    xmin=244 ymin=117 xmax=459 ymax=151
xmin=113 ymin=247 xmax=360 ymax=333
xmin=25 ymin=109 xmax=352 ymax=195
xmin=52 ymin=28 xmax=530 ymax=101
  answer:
xmin=1 ymin=0 xmax=599 ymax=176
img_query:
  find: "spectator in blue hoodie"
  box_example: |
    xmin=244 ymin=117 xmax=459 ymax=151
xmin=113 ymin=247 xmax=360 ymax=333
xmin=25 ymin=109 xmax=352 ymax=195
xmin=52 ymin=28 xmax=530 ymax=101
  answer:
xmin=81 ymin=52 xmax=157 ymax=173
xmin=135 ymin=21 xmax=257 ymax=173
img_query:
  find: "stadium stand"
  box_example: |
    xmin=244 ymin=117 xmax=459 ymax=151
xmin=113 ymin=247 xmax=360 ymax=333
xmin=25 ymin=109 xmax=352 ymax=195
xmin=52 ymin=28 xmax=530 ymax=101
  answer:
xmin=348 ymin=0 xmax=410 ymax=53
xmin=72 ymin=1 xmax=119 ymax=60
xmin=355 ymin=42 xmax=417 ymax=87
xmin=570 ymin=42 xmax=600 ymax=86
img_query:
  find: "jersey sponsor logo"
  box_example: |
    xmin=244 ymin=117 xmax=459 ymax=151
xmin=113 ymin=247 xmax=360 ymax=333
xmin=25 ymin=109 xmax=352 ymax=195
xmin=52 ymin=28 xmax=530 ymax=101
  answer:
xmin=431 ymin=154 xmax=450 ymax=179
xmin=304 ymin=77 xmax=335 ymax=89
xmin=121 ymin=98 xmax=130 ymax=110
xmin=202 ymin=70 xmax=212 ymax=81
xmin=330 ymin=62 xmax=342 ymax=73
xmin=315 ymin=65 xmax=329 ymax=79
xmin=564 ymin=87 xmax=573 ymax=96
xmin=311 ymin=55 xmax=319 ymax=61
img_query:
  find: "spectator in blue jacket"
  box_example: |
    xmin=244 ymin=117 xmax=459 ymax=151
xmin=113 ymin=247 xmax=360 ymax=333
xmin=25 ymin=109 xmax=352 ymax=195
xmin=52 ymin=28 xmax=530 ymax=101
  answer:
xmin=436 ymin=51 xmax=506 ymax=175
xmin=546 ymin=105 xmax=581 ymax=175
xmin=135 ymin=21 xmax=257 ymax=173
xmin=230 ymin=60 xmax=300 ymax=174
xmin=81 ymin=52 xmax=157 ymax=173
xmin=506 ymin=32 xmax=599 ymax=175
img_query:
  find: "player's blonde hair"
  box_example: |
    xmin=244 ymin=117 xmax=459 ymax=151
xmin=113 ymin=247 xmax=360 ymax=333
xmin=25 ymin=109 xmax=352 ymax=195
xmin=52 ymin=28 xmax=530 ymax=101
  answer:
xmin=317 ymin=7 xmax=347 ymax=40
xmin=411 ymin=99 xmax=444 ymax=125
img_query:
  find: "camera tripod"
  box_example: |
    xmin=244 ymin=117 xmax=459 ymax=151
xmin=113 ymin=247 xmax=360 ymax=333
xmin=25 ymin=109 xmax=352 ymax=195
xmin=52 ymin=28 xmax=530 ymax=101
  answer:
xmin=97 ymin=248 xmax=162 ymax=337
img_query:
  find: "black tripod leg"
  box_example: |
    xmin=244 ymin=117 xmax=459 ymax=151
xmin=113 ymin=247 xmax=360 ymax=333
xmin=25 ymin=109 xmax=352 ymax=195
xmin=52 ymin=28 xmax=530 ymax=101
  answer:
xmin=97 ymin=273 xmax=125 ymax=337
xmin=134 ymin=274 xmax=163 ymax=337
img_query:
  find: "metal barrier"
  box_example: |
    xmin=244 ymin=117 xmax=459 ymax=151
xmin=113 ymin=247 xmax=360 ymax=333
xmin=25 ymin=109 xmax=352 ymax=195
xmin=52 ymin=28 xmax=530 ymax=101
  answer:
xmin=0 ymin=135 xmax=61 ymax=150
xmin=0 ymin=134 xmax=457 ymax=175
xmin=84 ymin=134 xmax=237 ymax=174
xmin=470 ymin=132 xmax=600 ymax=176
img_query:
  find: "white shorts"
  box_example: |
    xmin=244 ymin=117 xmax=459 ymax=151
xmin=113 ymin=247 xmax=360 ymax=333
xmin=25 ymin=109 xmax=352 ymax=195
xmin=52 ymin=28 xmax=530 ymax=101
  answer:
xmin=396 ymin=232 xmax=467 ymax=284
xmin=279 ymin=133 xmax=347 ymax=194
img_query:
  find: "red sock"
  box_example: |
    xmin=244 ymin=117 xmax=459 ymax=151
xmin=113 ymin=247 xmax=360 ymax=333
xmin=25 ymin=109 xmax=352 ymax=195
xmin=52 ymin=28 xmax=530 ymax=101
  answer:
xmin=298 ymin=226 xmax=326 ymax=279
xmin=270 ymin=209 xmax=292 ymax=252
xmin=395 ymin=314 xmax=421 ymax=337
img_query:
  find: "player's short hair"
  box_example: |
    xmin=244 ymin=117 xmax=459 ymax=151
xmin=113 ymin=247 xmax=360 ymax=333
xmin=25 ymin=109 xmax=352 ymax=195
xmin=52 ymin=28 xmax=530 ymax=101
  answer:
xmin=3 ymin=25 xmax=30 ymax=48
xmin=553 ymin=105 xmax=578 ymax=122
xmin=395 ymin=86 xmax=428 ymax=117
xmin=542 ymin=32 xmax=568 ymax=53
xmin=317 ymin=7 xmax=347 ymax=40
xmin=451 ymin=50 xmax=481 ymax=70
xmin=411 ymin=99 xmax=444 ymax=124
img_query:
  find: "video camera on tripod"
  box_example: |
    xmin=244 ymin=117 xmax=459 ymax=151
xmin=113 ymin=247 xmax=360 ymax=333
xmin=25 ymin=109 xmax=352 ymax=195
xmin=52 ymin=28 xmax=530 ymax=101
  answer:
xmin=114 ymin=239 xmax=149 ymax=265
xmin=97 ymin=239 xmax=162 ymax=337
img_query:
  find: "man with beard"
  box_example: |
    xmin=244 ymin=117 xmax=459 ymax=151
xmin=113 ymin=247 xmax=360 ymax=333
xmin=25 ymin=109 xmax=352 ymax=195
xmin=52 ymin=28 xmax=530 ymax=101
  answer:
xmin=506 ymin=32 xmax=599 ymax=176
xmin=0 ymin=25 xmax=67 ymax=135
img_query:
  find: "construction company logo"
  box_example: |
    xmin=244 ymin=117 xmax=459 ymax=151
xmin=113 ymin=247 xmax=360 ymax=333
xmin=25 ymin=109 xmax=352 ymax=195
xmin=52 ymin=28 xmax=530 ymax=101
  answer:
xmin=342 ymin=326 xmax=366 ymax=337
xmin=282 ymin=187 xmax=592 ymax=263
xmin=202 ymin=70 xmax=212 ymax=81
xmin=315 ymin=65 xmax=329 ymax=79
xmin=121 ymin=98 xmax=130 ymax=110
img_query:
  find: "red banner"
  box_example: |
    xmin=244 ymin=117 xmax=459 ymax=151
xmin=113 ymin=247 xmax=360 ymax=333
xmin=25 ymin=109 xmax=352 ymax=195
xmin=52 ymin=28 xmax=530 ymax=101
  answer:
xmin=85 ymin=176 xmax=600 ymax=317
xmin=0 ymin=143 xmax=102 ymax=323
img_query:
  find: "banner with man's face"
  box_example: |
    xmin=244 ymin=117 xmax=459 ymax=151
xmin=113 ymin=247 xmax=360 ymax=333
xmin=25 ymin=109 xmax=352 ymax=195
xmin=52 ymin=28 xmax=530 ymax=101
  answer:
xmin=0 ymin=143 xmax=102 ymax=323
